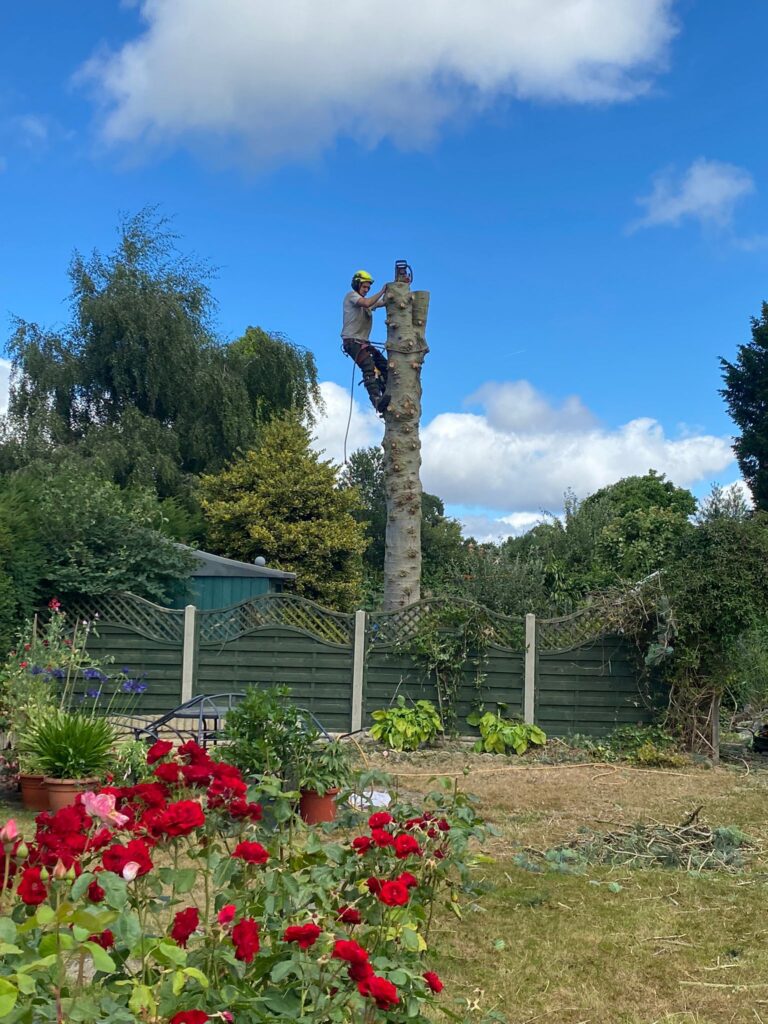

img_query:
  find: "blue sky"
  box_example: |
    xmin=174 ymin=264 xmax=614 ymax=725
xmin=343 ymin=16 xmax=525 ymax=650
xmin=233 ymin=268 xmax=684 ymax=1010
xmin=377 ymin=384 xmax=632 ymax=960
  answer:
xmin=1 ymin=1 xmax=766 ymax=538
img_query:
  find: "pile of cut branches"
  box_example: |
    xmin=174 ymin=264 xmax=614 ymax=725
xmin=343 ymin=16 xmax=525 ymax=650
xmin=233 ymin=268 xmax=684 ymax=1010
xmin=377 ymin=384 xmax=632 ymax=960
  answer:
xmin=519 ymin=808 xmax=757 ymax=873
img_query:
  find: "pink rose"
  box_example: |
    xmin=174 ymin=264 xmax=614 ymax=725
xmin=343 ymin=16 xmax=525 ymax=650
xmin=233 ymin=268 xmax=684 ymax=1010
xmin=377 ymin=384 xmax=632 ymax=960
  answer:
xmin=82 ymin=791 xmax=130 ymax=828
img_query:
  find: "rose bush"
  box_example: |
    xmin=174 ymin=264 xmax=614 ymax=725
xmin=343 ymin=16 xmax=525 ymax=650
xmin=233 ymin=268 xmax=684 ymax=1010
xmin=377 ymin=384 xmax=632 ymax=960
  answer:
xmin=0 ymin=740 xmax=491 ymax=1023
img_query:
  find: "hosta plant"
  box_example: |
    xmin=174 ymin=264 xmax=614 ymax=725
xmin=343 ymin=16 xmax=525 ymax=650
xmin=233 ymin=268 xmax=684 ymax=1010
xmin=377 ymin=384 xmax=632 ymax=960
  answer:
xmin=467 ymin=708 xmax=547 ymax=755
xmin=0 ymin=737 xmax=491 ymax=1023
xmin=370 ymin=696 xmax=443 ymax=752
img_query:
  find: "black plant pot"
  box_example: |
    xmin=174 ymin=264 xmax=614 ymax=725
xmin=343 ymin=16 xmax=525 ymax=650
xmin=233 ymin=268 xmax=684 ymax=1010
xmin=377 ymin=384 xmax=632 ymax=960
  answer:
xmin=753 ymin=732 xmax=768 ymax=755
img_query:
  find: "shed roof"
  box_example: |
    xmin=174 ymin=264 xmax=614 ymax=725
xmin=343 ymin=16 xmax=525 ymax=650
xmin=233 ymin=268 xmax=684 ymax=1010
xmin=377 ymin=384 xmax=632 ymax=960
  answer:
xmin=183 ymin=547 xmax=296 ymax=581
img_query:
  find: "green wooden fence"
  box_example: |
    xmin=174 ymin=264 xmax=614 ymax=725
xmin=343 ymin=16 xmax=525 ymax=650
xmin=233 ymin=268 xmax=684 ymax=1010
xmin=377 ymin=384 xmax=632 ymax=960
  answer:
xmin=73 ymin=592 xmax=658 ymax=738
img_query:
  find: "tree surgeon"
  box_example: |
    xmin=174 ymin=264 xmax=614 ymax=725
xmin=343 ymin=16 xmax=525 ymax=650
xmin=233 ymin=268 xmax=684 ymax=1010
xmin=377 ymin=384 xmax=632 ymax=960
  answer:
xmin=341 ymin=270 xmax=391 ymax=415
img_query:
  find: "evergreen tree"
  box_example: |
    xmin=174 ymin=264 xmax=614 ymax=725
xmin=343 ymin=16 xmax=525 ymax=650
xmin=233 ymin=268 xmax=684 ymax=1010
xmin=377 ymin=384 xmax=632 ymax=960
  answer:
xmin=199 ymin=416 xmax=367 ymax=610
xmin=720 ymin=301 xmax=768 ymax=509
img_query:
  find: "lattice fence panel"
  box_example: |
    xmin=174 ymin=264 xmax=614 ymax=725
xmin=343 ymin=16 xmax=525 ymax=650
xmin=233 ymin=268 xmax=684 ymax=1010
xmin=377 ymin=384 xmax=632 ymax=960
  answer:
xmin=368 ymin=598 xmax=525 ymax=651
xmin=198 ymin=594 xmax=354 ymax=646
xmin=537 ymin=606 xmax=614 ymax=653
xmin=69 ymin=593 xmax=185 ymax=645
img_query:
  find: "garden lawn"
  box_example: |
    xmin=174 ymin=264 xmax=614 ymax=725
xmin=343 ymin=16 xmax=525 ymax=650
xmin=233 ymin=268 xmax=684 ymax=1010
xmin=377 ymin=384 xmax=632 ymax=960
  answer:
xmin=369 ymin=751 xmax=768 ymax=1024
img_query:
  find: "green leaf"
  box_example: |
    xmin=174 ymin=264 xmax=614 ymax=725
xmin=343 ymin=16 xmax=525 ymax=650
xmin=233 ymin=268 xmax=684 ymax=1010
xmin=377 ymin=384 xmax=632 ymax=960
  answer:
xmin=70 ymin=872 xmax=94 ymax=901
xmin=99 ymin=872 xmax=128 ymax=910
xmin=172 ymin=969 xmax=186 ymax=996
xmin=401 ymin=927 xmax=421 ymax=952
xmin=114 ymin=910 xmax=142 ymax=949
xmin=13 ymin=973 xmax=35 ymax=995
xmin=35 ymin=905 xmax=55 ymax=926
xmin=0 ymin=919 xmax=16 ymax=944
xmin=389 ymin=969 xmax=409 ymax=986
xmin=128 ymin=984 xmax=156 ymax=1015
xmin=182 ymin=967 xmax=209 ymax=989
xmin=0 ymin=978 xmax=18 ymax=1017
xmin=270 ymin=959 xmax=299 ymax=984
xmin=0 ymin=942 xmax=23 ymax=955
xmin=84 ymin=940 xmax=116 ymax=973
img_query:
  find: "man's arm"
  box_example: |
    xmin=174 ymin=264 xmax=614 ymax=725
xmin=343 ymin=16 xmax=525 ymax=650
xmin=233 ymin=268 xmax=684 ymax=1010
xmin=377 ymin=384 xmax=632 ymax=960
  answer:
xmin=354 ymin=285 xmax=387 ymax=309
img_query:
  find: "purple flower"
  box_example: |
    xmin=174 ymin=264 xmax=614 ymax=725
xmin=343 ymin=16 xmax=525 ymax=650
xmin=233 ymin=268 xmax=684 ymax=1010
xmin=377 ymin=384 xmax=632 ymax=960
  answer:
xmin=85 ymin=688 xmax=102 ymax=699
xmin=29 ymin=666 xmax=43 ymax=676
xmin=121 ymin=679 xmax=148 ymax=694
xmin=83 ymin=668 xmax=106 ymax=681
xmin=48 ymin=668 xmax=66 ymax=679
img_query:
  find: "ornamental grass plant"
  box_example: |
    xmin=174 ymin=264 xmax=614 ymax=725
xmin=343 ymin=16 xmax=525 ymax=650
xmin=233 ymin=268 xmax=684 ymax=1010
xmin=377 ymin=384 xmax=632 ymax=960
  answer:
xmin=0 ymin=738 xmax=491 ymax=1023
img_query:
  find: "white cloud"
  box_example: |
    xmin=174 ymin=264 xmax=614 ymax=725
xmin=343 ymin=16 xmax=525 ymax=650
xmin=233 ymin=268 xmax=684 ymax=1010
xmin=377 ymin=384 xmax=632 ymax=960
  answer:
xmin=312 ymin=377 xmax=735 ymax=525
xmin=0 ymin=360 xmax=11 ymax=415
xmin=458 ymin=510 xmax=544 ymax=543
xmin=310 ymin=381 xmax=381 ymax=466
xmin=79 ymin=0 xmax=677 ymax=164
xmin=16 ymin=115 xmax=48 ymax=147
xmin=631 ymin=158 xmax=755 ymax=231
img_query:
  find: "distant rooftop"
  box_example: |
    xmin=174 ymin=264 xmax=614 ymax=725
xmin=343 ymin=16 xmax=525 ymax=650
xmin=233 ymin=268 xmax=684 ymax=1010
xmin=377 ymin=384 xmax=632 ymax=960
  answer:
xmin=182 ymin=547 xmax=296 ymax=581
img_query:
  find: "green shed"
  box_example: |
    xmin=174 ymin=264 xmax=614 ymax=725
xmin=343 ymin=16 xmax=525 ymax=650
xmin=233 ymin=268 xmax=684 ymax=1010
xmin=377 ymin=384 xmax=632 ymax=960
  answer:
xmin=170 ymin=548 xmax=296 ymax=610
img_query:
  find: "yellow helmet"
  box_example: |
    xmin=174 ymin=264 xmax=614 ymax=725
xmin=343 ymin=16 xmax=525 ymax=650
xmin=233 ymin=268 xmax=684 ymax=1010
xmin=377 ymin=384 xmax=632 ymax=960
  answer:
xmin=351 ymin=269 xmax=374 ymax=289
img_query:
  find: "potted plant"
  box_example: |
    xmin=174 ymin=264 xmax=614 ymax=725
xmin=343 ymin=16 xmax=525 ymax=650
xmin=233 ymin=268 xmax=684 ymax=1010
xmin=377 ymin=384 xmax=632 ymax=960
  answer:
xmin=20 ymin=709 xmax=116 ymax=811
xmin=298 ymin=739 xmax=352 ymax=824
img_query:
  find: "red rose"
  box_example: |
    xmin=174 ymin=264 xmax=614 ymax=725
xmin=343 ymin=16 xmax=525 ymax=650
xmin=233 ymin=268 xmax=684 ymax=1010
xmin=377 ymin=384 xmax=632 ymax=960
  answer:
xmin=371 ymin=828 xmax=394 ymax=849
xmin=153 ymin=763 xmax=181 ymax=784
xmin=283 ymin=922 xmax=321 ymax=949
xmin=171 ymin=907 xmax=200 ymax=947
xmin=177 ymin=740 xmax=210 ymax=766
xmin=88 ymin=929 xmax=114 ymax=949
xmin=437 ymin=818 xmax=450 ymax=832
xmin=233 ymin=841 xmax=269 ymax=865
xmin=181 ymin=763 xmax=213 ymax=787
xmin=394 ymin=833 xmax=422 ymax=859
xmin=217 ymin=903 xmax=236 ymax=925
xmin=397 ymin=871 xmax=419 ymax=889
xmin=332 ymin=939 xmax=368 ymax=964
xmin=424 ymin=970 xmax=444 ymax=993
xmin=366 ymin=876 xmax=382 ymax=895
xmin=102 ymin=838 xmax=153 ymax=877
xmin=157 ymin=800 xmax=205 ymax=838
xmin=87 ymin=880 xmax=106 ymax=903
xmin=348 ymin=960 xmax=374 ymax=982
xmin=337 ymin=906 xmax=362 ymax=924
xmin=232 ymin=917 xmax=260 ymax=962
xmin=352 ymin=836 xmax=373 ymax=855
xmin=378 ymin=880 xmax=409 ymax=907
xmin=368 ymin=811 xmax=393 ymax=829
xmin=228 ymin=798 xmax=263 ymax=821
xmin=358 ymin=975 xmax=399 ymax=1010
xmin=130 ymin=782 xmax=169 ymax=807
xmin=146 ymin=739 xmax=174 ymax=764
xmin=17 ymin=867 xmax=47 ymax=905
xmin=170 ymin=1013 xmax=209 ymax=1024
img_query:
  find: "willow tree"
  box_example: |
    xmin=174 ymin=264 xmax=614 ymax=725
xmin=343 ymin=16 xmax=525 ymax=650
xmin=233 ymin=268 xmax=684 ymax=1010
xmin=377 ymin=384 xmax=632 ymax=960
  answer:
xmin=382 ymin=280 xmax=430 ymax=610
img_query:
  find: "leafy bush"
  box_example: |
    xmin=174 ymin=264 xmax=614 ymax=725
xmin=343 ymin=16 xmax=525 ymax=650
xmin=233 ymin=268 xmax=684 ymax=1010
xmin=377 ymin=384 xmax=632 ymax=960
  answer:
xmin=0 ymin=740 xmax=491 ymax=1022
xmin=298 ymin=739 xmax=353 ymax=795
xmin=605 ymin=724 xmax=683 ymax=766
xmin=370 ymin=696 xmax=443 ymax=752
xmin=467 ymin=709 xmax=546 ymax=755
xmin=223 ymin=685 xmax=316 ymax=780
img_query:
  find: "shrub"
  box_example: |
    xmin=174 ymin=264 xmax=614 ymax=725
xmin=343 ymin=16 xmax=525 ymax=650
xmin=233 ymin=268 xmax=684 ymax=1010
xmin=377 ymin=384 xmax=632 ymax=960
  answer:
xmin=0 ymin=740 xmax=491 ymax=1022
xmin=467 ymin=709 xmax=547 ymax=755
xmin=370 ymin=696 xmax=443 ymax=752
xmin=20 ymin=708 xmax=116 ymax=780
xmin=223 ymin=684 xmax=316 ymax=780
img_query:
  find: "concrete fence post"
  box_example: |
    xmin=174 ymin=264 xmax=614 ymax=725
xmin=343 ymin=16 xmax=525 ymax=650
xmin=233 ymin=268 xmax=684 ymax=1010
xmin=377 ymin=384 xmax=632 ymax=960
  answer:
xmin=181 ymin=604 xmax=198 ymax=704
xmin=524 ymin=613 xmax=536 ymax=725
xmin=351 ymin=609 xmax=367 ymax=732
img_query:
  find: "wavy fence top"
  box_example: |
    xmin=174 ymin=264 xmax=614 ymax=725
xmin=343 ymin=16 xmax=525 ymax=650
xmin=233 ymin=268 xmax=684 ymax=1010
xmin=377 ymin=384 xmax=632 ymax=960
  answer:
xmin=70 ymin=592 xmax=621 ymax=654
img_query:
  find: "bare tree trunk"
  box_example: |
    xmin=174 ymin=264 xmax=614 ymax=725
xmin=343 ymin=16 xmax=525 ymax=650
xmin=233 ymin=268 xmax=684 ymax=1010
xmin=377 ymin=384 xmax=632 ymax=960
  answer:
xmin=382 ymin=281 xmax=430 ymax=611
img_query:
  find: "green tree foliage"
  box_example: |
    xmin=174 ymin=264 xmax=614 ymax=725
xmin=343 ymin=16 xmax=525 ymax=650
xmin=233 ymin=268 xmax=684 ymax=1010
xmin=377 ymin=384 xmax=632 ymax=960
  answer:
xmin=720 ymin=301 xmax=768 ymax=509
xmin=23 ymin=461 xmax=195 ymax=603
xmin=3 ymin=209 xmax=319 ymax=495
xmin=341 ymin=446 xmax=465 ymax=592
xmin=200 ymin=416 xmax=367 ymax=610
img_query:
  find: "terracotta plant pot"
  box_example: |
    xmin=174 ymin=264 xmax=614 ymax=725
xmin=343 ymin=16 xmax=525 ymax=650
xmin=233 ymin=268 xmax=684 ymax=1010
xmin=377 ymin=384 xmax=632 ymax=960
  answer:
xmin=299 ymin=787 xmax=340 ymax=825
xmin=44 ymin=777 xmax=98 ymax=813
xmin=19 ymin=773 xmax=48 ymax=812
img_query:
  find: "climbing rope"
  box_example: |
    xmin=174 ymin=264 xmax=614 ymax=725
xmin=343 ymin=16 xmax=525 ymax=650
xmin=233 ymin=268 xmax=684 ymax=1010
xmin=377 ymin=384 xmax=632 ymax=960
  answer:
xmin=343 ymin=359 xmax=356 ymax=465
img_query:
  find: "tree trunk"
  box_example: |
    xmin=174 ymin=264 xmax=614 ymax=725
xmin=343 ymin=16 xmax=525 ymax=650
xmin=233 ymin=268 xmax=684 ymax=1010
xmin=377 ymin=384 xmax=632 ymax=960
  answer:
xmin=382 ymin=281 xmax=430 ymax=611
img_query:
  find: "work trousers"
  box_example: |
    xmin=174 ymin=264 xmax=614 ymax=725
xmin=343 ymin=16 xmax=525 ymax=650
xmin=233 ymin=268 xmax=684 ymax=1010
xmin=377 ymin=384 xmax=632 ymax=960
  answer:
xmin=342 ymin=338 xmax=388 ymax=408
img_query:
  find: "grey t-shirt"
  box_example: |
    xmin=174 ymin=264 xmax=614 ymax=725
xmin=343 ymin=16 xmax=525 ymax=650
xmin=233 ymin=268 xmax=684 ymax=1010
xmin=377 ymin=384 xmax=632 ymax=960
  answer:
xmin=341 ymin=290 xmax=373 ymax=341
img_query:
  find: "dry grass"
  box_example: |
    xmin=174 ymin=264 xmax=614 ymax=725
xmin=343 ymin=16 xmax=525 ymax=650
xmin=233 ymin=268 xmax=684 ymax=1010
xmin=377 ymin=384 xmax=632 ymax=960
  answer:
xmin=370 ymin=750 xmax=768 ymax=1024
